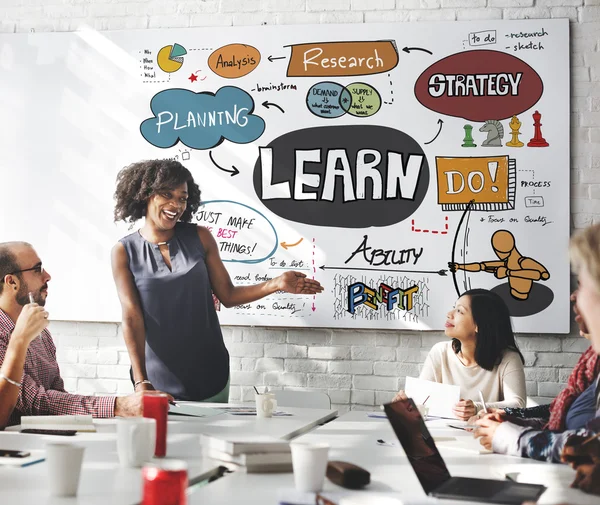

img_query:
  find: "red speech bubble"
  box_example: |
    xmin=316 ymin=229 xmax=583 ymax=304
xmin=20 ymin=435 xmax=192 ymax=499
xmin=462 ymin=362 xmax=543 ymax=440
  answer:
xmin=414 ymin=50 xmax=543 ymax=122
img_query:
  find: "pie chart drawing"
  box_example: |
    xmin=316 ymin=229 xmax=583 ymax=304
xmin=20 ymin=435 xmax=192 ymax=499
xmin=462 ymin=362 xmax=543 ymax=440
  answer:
xmin=157 ymin=43 xmax=187 ymax=73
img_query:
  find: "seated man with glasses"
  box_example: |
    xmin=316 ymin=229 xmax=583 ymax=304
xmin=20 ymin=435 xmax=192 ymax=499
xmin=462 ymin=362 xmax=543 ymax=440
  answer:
xmin=0 ymin=241 xmax=170 ymax=428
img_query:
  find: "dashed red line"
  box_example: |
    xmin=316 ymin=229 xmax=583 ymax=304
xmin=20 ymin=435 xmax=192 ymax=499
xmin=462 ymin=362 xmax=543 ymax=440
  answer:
xmin=411 ymin=216 xmax=448 ymax=235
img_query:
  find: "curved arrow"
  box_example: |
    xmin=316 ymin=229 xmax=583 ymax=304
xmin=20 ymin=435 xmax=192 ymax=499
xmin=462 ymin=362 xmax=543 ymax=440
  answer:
xmin=208 ymin=151 xmax=240 ymax=177
xmin=450 ymin=200 xmax=475 ymax=297
xmin=424 ymin=119 xmax=444 ymax=145
xmin=280 ymin=238 xmax=303 ymax=250
xmin=268 ymin=55 xmax=286 ymax=62
xmin=262 ymin=101 xmax=285 ymax=113
xmin=402 ymin=46 xmax=433 ymax=55
xmin=319 ymin=265 xmax=447 ymax=276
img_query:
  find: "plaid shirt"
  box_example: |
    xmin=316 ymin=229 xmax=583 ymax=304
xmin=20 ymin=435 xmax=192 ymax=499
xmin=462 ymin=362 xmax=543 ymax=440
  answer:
xmin=0 ymin=309 xmax=115 ymax=426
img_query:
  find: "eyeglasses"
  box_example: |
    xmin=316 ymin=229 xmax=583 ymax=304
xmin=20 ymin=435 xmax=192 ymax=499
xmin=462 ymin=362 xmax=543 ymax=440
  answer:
xmin=7 ymin=262 xmax=44 ymax=277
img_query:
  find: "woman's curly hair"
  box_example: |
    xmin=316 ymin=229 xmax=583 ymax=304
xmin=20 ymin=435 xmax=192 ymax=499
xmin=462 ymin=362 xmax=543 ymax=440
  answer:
xmin=113 ymin=159 xmax=201 ymax=224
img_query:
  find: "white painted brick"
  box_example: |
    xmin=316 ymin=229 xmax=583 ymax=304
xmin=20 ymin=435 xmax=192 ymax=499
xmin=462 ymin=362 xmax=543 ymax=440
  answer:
xmin=77 ymin=378 xmax=117 ymax=394
xmin=489 ymin=0 xmax=533 ymax=6
xmin=332 ymin=331 xmax=375 ymax=346
xmin=573 ymin=97 xmax=591 ymax=113
xmin=374 ymin=362 xmax=420 ymax=377
xmin=48 ymin=321 xmax=78 ymax=336
xmin=116 ymin=380 xmax=135 ymax=394
xmin=285 ymin=359 xmax=328 ymax=373
xmin=351 ymin=0 xmax=395 ymax=9
xmin=308 ymin=346 xmax=351 ymax=360
xmin=118 ymin=352 xmax=131 ymax=365
xmin=240 ymin=358 xmax=258 ymax=371
xmin=79 ymin=350 xmax=119 ymax=365
xmin=307 ymin=0 xmax=351 ymax=11
xmin=562 ymin=337 xmax=591 ymax=352
xmin=233 ymin=13 xmax=278 ymax=25
xmin=580 ymin=6 xmax=600 ymax=21
xmin=60 ymin=336 xmax=98 ymax=350
xmin=149 ymin=14 xmax=191 ymax=28
xmin=308 ymin=373 xmax=352 ymax=389
xmin=56 ymin=349 xmax=78 ymax=364
xmin=351 ymin=346 xmax=395 ymax=361
xmin=97 ymin=337 xmax=126 ymax=350
xmin=276 ymin=12 xmax=321 ymax=24
xmin=538 ymin=382 xmax=564 ymax=397
xmin=521 ymin=352 xmax=537 ymax=367
xmin=263 ymin=0 xmax=306 ymax=12
xmin=264 ymin=372 xmax=307 ymax=387
xmin=91 ymin=17 xmax=149 ymax=31
xmin=255 ymin=357 xmax=284 ymax=372
xmin=571 ymin=182 xmax=590 ymax=199
xmin=229 ymin=357 xmax=242 ymax=371
xmin=320 ymin=11 xmax=364 ymax=23
xmin=177 ymin=1 xmax=219 ymax=14
xmin=573 ymin=66 xmax=591 ymax=82
xmin=221 ymin=0 xmax=262 ymax=12
xmin=456 ymin=8 xmax=502 ymax=20
xmin=421 ymin=334 xmax=447 ymax=348
xmin=243 ymin=328 xmax=286 ymax=343
xmin=396 ymin=349 xmax=422 ymax=362
xmin=503 ymin=7 xmax=550 ymax=19
xmin=375 ymin=390 xmax=395 ymax=405
xmin=329 ymin=360 xmax=372 ymax=374
xmin=535 ymin=352 xmax=582 ymax=368
xmin=541 ymin=0 xmax=582 ymax=5
xmin=526 ymin=381 xmax=537 ymax=396
xmin=264 ymin=343 xmax=307 ymax=358
xmin=573 ymin=213 xmax=594 ymax=228
xmin=221 ymin=327 xmax=243 ymax=344
xmin=228 ymin=385 xmax=242 ymax=401
xmin=61 ymin=364 xmax=96 ymax=379
xmin=400 ymin=334 xmax=421 ymax=348
xmin=559 ymin=369 xmax=574 ymax=383
xmin=78 ymin=322 xmax=117 ymax=338
xmin=516 ymin=336 xmax=561 ymax=351
xmin=328 ymin=389 xmax=351 ymax=404
xmin=525 ymin=368 xmax=558 ymax=382
xmin=376 ymin=334 xmax=399 ymax=346
xmin=287 ymin=329 xmax=331 ymax=345
xmin=409 ymin=9 xmax=456 ymax=21
xmin=364 ymin=10 xmax=409 ymax=22
xmin=97 ymin=365 xmax=131 ymax=379
xmin=442 ymin=0 xmax=485 ymax=7
xmin=353 ymin=375 xmax=398 ymax=391
xmin=351 ymin=404 xmax=372 ymax=412
xmin=231 ymin=371 xmax=264 ymax=385
xmin=62 ymin=378 xmax=78 ymax=392
xmin=351 ymin=390 xmax=375 ymax=405
xmin=228 ymin=343 xmax=264 ymax=357
xmin=419 ymin=0 xmax=441 ymax=7
xmin=550 ymin=7 xmax=578 ymax=21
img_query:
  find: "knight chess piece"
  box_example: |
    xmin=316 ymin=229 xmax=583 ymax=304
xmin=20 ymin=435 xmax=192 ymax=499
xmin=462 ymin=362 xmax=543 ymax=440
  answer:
xmin=506 ymin=115 xmax=524 ymax=148
xmin=461 ymin=124 xmax=476 ymax=147
xmin=527 ymin=110 xmax=549 ymax=147
xmin=480 ymin=120 xmax=504 ymax=147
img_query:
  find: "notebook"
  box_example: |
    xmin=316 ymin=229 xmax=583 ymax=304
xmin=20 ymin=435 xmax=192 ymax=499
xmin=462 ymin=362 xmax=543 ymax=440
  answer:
xmin=20 ymin=415 xmax=96 ymax=432
xmin=200 ymin=434 xmax=290 ymax=455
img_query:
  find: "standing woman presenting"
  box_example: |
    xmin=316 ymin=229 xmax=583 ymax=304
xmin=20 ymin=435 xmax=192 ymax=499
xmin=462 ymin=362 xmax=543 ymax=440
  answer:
xmin=111 ymin=160 xmax=323 ymax=402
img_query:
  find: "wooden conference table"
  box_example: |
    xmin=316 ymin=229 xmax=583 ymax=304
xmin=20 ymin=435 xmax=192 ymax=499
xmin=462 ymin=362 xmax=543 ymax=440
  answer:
xmin=0 ymin=403 xmax=337 ymax=504
xmin=187 ymin=411 xmax=600 ymax=505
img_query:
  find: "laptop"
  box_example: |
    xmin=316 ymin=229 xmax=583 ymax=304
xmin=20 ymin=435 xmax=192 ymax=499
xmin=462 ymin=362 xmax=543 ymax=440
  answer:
xmin=383 ymin=399 xmax=546 ymax=504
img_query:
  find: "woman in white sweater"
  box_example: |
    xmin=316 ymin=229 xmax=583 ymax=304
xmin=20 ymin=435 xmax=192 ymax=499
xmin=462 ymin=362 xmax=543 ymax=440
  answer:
xmin=394 ymin=288 xmax=526 ymax=420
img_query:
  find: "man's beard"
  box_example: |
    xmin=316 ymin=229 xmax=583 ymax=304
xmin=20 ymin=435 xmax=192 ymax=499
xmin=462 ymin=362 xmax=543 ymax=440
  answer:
xmin=16 ymin=283 xmax=46 ymax=307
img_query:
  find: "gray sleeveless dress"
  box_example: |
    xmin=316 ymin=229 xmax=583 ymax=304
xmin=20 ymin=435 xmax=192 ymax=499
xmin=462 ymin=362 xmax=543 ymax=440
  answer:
xmin=119 ymin=222 xmax=229 ymax=401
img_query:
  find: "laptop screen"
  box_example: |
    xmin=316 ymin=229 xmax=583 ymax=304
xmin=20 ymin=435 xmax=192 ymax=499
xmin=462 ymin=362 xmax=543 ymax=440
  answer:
xmin=383 ymin=399 xmax=452 ymax=494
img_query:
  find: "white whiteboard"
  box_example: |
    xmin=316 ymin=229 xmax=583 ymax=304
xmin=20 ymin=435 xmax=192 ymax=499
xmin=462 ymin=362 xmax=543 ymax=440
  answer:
xmin=0 ymin=19 xmax=570 ymax=332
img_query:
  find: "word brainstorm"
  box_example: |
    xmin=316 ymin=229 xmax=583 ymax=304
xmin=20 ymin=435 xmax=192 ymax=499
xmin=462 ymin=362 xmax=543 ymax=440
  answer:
xmin=347 ymin=281 xmax=419 ymax=314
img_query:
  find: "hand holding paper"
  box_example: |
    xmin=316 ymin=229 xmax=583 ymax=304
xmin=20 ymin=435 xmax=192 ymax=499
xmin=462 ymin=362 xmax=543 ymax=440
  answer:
xmin=404 ymin=377 xmax=460 ymax=419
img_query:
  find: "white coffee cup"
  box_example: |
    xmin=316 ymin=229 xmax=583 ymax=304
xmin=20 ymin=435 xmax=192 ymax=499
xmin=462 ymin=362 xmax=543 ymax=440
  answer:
xmin=117 ymin=417 xmax=156 ymax=468
xmin=290 ymin=442 xmax=329 ymax=492
xmin=255 ymin=393 xmax=277 ymax=418
xmin=46 ymin=443 xmax=85 ymax=497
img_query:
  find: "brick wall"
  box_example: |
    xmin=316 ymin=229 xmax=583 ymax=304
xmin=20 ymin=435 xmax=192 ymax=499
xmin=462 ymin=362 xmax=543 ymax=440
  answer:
xmin=6 ymin=0 xmax=595 ymax=412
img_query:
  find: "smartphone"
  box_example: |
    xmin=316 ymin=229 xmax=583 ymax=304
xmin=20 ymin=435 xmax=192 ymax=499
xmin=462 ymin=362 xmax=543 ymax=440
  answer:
xmin=0 ymin=449 xmax=31 ymax=458
xmin=21 ymin=429 xmax=76 ymax=436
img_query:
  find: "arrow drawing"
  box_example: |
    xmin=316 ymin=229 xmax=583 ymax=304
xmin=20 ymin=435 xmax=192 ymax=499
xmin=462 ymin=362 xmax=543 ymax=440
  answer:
xmin=402 ymin=46 xmax=433 ymax=55
xmin=262 ymin=101 xmax=285 ymax=113
xmin=424 ymin=119 xmax=444 ymax=145
xmin=268 ymin=55 xmax=286 ymax=62
xmin=319 ymin=265 xmax=447 ymax=276
xmin=208 ymin=151 xmax=240 ymax=177
xmin=280 ymin=238 xmax=304 ymax=250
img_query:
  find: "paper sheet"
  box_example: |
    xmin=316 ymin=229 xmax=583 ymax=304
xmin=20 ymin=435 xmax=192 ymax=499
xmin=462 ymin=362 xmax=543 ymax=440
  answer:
xmin=168 ymin=404 xmax=224 ymax=418
xmin=404 ymin=376 xmax=460 ymax=419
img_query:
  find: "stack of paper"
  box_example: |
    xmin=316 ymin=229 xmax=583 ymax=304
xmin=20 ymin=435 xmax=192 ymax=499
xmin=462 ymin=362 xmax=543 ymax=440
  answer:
xmin=20 ymin=415 xmax=96 ymax=432
xmin=201 ymin=434 xmax=292 ymax=473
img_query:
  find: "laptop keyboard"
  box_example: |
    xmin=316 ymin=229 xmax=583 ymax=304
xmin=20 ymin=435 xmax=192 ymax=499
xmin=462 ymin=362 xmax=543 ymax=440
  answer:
xmin=442 ymin=477 xmax=509 ymax=497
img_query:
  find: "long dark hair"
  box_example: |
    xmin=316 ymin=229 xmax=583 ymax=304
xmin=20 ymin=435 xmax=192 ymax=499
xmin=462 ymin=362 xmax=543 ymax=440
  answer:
xmin=451 ymin=288 xmax=524 ymax=371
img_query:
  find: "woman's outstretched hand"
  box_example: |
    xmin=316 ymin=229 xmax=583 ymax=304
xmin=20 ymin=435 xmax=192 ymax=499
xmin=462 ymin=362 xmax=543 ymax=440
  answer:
xmin=278 ymin=271 xmax=324 ymax=294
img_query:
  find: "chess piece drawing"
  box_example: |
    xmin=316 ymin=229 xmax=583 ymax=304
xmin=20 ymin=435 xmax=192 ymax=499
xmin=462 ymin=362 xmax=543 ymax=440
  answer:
xmin=479 ymin=120 xmax=504 ymax=147
xmin=506 ymin=115 xmax=524 ymax=148
xmin=448 ymin=229 xmax=550 ymax=301
xmin=527 ymin=110 xmax=549 ymax=147
xmin=461 ymin=124 xmax=477 ymax=148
